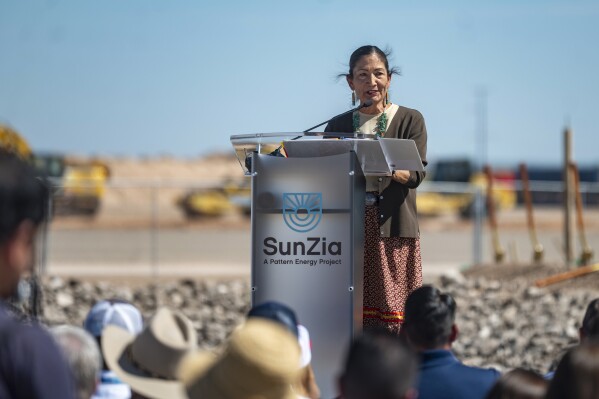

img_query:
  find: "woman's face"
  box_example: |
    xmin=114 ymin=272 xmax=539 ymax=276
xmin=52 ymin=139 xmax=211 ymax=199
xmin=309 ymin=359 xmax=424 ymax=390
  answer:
xmin=347 ymin=53 xmax=391 ymax=111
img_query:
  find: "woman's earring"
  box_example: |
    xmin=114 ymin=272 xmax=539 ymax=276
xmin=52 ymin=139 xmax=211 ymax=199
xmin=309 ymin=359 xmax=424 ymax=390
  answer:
xmin=384 ymin=91 xmax=389 ymax=107
xmin=352 ymin=91 xmax=356 ymax=106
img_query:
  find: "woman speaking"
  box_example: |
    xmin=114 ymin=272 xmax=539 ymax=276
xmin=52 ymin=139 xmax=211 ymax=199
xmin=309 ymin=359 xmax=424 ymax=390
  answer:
xmin=325 ymin=45 xmax=427 ymax=334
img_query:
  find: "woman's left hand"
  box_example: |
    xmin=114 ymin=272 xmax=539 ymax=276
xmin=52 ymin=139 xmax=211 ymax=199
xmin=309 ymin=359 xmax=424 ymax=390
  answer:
xmin=392 ymin=170 xmax=410 ymax=184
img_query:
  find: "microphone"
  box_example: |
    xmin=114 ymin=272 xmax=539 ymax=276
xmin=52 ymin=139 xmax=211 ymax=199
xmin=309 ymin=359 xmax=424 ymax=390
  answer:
xmin=303 ymin=100 xmax=373 ymax=133
xmin=245 ymin=100 xmax=375 ymax=170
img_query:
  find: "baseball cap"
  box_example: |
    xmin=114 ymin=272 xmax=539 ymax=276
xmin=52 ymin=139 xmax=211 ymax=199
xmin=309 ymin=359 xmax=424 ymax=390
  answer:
xmin=247 ymin=301 xmax=299 ymax=337
xmin=84 ymin=299 xmax=143 ymax=337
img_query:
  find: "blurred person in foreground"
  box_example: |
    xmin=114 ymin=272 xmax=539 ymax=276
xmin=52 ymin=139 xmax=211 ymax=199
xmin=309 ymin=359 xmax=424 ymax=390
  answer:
xmin=84 ymin=299 xmax=144 ymax=399
xmin=546 ymin=297 xmax=599 ymax=379
xmin=545 ymin=339 xmax=599 ymax=399
xmin=579 ymin=298 xmax=599 ymax=341
xmin=325 ymin=45 xmax=427 ymax=334
xmin=0 ymin=151 xmax=75 ymax=399
xmin=337 ymin=328 xmax=418 ymax=399
xmin=102 ymin=307 xmax=196 ymax=399
xmin=52 ymin=325 xmax=102 ymax=399
xmin=403 ymin=285 xmax=500 ymax=399
xmin=179 ymin=318 xmax=301 ymax=399
xmin=485 ymin=368 xmax=547 ymax=399
xmin=247 ymin=301 xmax=319 ymax=399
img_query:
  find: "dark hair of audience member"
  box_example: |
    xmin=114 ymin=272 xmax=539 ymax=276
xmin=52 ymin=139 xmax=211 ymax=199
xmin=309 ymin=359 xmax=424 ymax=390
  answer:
xmin=581 ymin=299 xmax=599 ymax=340
xmin=485 ymin=368 xmax=547 ymax=399
xmin=546 ymin=339 xmax=599 ymax=399
xmin=403 ymin=285 xmax=456 ymax=349
xmin=0 ymin=150 xmax=49 ymax=245
xmin=339 ymin=328 xmax=418 ymax=399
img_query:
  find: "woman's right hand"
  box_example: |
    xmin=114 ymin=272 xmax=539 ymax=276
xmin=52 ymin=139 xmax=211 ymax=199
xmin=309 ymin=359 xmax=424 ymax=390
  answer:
xmin=392 ymin=170 xmax=410 ymax=184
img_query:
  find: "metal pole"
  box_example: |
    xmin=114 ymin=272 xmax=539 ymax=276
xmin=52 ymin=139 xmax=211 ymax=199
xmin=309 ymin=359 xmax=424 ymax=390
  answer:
xmin=564 ymin=128 xmax=574 ymax=268
xmin=473 ymin=187 xmax=484 ymax=265
xmin=473 ymin=88 xmax=487 ymax=266
xmin=151 ymin=183 xmax=159 ymax=279
xmin=476 ymin=88 xmax=488 ymax=171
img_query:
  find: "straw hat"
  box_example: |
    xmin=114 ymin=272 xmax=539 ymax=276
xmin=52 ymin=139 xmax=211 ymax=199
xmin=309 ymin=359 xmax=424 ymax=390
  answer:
xmin=179 ymin=319 xmax=301 ymax=399
xmin=102 ymin=307 xmax=197 ymax=399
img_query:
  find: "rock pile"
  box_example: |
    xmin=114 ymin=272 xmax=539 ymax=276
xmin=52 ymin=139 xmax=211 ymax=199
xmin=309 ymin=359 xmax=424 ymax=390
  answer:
xmin=30 ymin=273 xmax=598 ymax=373
xmin=442 ymin=273 xmax=595 ymax=373
xmin=41 ymin=277 xmax=251 ymax=350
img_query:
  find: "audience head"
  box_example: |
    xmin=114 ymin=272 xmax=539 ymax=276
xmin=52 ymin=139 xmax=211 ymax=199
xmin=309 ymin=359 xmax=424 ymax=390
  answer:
xmin=179 ymin=318 xmax=301 ymax=399
xmin=546 ymin=339 xmax=599 ymax=399
xmin=403 ymin=285 xmax=457 ymax=350
xmin=51 ymin=325 xmax=102 ymax=399
xmin=84 ymin=299 xmax=144 ymax=338
xmin=338 ymin=328 xmax=418 ymax=399
xmin=485 ymin=368 xmax=547 ymax=399
xmin=84 ymin=298 xmax=144 ymax=372
xmin=247 ymin=300 xmax=299 ymax=337
xmin=580 ymin=298 xmax=599 ymax=341
xmin=102 ymin=307 xmax=197 ymax=399
xmin=0 ymin=151 xmax=49 ymax=299
xmin=247 ymin=301 xmax=318 ymax=398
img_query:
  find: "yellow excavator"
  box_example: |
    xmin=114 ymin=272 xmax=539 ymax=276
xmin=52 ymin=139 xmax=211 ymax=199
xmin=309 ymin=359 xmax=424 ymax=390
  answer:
xmin=177 ymin=178 xmax=251 ymax=219
xmin=0 ymin=124 xmax=110 ymax=216
xmin=0 ymin=124 xmax=33 ymax=159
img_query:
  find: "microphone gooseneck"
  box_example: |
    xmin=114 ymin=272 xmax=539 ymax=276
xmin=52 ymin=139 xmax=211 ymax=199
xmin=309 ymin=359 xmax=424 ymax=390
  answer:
xmin=250 ymin=100 xmax=378 ymax=168
xmin=303 ymin=100 xmax=375 ymax=133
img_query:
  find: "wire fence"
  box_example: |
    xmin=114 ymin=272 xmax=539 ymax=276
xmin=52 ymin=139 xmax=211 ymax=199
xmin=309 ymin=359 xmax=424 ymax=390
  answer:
xmin=37 ymin=179 xmax=599 ymax=279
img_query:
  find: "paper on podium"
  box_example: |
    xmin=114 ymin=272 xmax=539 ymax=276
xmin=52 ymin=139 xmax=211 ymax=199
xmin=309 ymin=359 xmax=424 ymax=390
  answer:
xmin=378 ymin=138 xmax=424 ymax=172
xmin=283 ymin=138 xmax=353 ymax=158
xmin=283 ymin=137 xmax=423 ymax=175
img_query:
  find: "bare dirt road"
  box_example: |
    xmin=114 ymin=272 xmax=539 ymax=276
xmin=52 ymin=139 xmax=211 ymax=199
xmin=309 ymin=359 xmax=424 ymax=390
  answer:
xmin=45 ymin=207 xmax=599 ymax=280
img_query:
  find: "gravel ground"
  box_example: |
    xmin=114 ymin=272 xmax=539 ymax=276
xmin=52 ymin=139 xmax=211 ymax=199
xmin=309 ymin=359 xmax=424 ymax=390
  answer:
xmin=8 ymin=266 xmax=598 ymax=375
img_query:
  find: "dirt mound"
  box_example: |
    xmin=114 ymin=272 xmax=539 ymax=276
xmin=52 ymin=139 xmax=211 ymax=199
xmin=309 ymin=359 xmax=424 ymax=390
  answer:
xmin=464 ymin=262 xmax=599 ymax=291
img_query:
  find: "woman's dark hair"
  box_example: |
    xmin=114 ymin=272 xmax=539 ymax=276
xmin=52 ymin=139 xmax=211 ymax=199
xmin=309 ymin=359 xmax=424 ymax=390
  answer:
xmin=339 ymin=45 xmax=401 ymax=79
xmin=403 ymin=285 xmax=456 ymax=349
xmin=485 ymin=368 xmax=548 ymax=399
xmin=546 ymin=339 xmax=599 ymax=399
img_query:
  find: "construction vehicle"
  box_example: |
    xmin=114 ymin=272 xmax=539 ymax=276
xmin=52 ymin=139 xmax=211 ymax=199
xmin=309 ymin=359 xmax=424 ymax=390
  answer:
xmin=417 ymin=159 xmax=517 ymax=217
xmin=177 ymin=158 xmax=517 ymax=220
xmin=54 ymin=159 xmax=110 ymax=216
xmin=0 ymin=124 xmax=33 ymax=159
xmin=0 ymin=124 xmax=109 ymax=216
xmin=177 ymin=179 xmax=251 ymax=219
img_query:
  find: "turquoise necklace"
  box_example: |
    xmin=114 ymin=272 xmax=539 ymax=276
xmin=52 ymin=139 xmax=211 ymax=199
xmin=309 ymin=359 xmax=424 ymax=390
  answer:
xmin=352 ymin=106 xmax=389 ymax=137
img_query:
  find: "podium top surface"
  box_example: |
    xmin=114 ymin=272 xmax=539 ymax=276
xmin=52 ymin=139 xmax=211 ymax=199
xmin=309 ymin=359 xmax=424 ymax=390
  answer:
xmin=230 ymin=132 xmax=423 ymax=175
xmin=230 ymin=131 xmax=375 ymax=142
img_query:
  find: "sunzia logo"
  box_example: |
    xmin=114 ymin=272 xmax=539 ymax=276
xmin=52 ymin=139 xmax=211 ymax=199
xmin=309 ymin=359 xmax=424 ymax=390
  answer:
xmin=282 ymin=193 xmax=322 ymax=233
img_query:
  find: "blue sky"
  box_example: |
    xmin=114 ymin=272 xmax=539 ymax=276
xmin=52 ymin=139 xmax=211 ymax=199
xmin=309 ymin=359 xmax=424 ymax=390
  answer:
xmin=1 ymin=0 xmax=598 ymax=166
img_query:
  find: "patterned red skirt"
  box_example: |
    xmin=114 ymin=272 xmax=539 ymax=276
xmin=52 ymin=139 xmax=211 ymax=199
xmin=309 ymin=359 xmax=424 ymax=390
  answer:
xmin=363 ymin=203 xmax=423 ymax=334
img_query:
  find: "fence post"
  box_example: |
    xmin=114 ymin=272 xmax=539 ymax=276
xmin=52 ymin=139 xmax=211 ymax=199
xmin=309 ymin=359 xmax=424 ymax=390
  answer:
xmin=473 ymin=187 xmax=484 ymax=266
xmin=564 ymin=128 xmax=574 ymax=268
xmin=151 ymin=182 xmax=159 ymax=279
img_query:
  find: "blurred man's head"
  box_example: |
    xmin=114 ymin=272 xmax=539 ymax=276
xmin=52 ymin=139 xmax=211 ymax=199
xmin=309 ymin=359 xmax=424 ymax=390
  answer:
xmin=580 ymin=298 xmax=599 ymax=342
xmin=546 ymin=339 xmax=599 ymax=399
xmin=52 ymin=325 xmax=102 ymax=399
xmin=0 ymin=151 xmax=49 ymax=299
xmin=403 ymin=285 xmax=457 ymax=351
xmin=339 ymin=329 xmax=418 ymax=399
